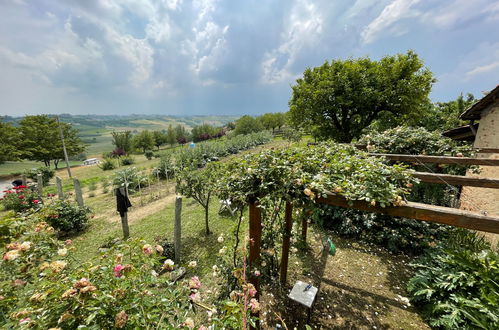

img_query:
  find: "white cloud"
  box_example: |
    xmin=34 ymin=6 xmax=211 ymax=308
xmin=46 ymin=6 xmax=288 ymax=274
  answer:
xmin=261 ymin=0 xmax=323 ymax=84
xmin=361 ymin=0 xmax=420 ymax=44
xmin=467 ymin=61 xmax=499 ymax=77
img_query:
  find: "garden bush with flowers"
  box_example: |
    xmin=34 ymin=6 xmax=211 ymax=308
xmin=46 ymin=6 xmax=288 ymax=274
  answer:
xmin=40 ymin=200 xmax=91 ymax=235
xmin=0 ymin=208 xmax=259 ymax=329
xmin=1 ymin=185 xmax=41 ymax=212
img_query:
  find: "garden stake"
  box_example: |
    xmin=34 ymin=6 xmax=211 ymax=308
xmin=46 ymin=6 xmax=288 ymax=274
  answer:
xmin=56 ymin=176 xmax=64 ymax=200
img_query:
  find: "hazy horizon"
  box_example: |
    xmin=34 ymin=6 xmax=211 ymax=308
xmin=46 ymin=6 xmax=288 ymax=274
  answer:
xmin=1 ymin=0 xmax=498 ymax=117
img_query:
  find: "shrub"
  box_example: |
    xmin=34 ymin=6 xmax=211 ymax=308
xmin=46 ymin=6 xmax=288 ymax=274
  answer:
xmin=0 ymin=185 xmax=41 ymax=212
xmin=112 ymin=167 xmax=148 ymax=192
xmin=26 ymin=167 xmax=55 ymax=185
xmin=98 ymin=158 xmax=116 ymax=171
xmin=408 ymin=230 xmax=499 ymax=329
xmin=120 ymin=156 xmax=135 ymax=166
xmin=314 ymin=205 xmax=452 ymax=254
xmin=144 ymin=150 xmax=154 ymax=160
xmin=42 ymin=200 xmax=91 ymax=235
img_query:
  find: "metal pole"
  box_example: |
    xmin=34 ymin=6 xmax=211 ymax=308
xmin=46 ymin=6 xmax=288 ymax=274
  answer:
xmin=57 ymin=116 xmax=72 ymax=178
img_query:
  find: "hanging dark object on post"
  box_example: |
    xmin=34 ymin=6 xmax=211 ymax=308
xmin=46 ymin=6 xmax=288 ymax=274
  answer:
xmin=116 ymin=187 xmax=132 ymax=217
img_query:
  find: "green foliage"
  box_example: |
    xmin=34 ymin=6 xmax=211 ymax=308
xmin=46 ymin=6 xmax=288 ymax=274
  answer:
xmin=174 ymin=124 xmax=189 ymax=144
xmin=41 ymin=200 xmax=91 ymax=235
xmin=0 ymin=185 xmax=40 ymax=213
xmin=120 ymin=155 xmax=135 ymax=166
xmin=18 ymin=115 xmax=85 ymax=168
xmin=314 ymin=206 xmax=452 ymax=254
xmin=218 ymin=142 xmax=415 ymax=207
xmin=133 ymin=130 xmax=155 ymax=153
xmin=0 ymin=120 xmax=21 ymax=163
xmin=144 ymin=150 xmax=154 ymax=160
xmin=153 ymin=154 xmax=175 ymax=180
xmin=288 ymin=51 xmax=435 ymax=142
xmin=257 ymin=112 xmax=286 ymax=132
xmin=98 ymin=158 xmax=116 ymax=171
xmin=408 ymin=230 xmax=499 ymax=329
xmin=281 ymin=127 xmax=302 ymax=142
xmin=165 ymin=124 xmax=177 ymax=146
xmin=111 ymin=131 xmax=133 ymax=154
xmin=412 ymin=93 xmax=476 ymax=132
xmin=25 ymin=166 xmax=55 ymax=185
xmin=176 ymin=163 xmax=221 ymax=235
xmin=359 ymin=126 xmax=472 ymax=157
xmin=112 ymin=167 xmax=148 ymax=192
xmin=152 ymin=130 xmax=166 ymax=150
xmin=191 ymin=123 xmax=223 ymax=142
xmin=234 ymin=115 xmax=264 ymax=135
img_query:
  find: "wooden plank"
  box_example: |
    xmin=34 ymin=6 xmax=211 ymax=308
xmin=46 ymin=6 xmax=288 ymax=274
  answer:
xmin=280 ymin=202 xmax=293 ymax=285
xmin=413 ymin=171 xmax=499 ymax=189
xmin=474 ymin=148 xmax=499 ymax=153
xmin=316 ymin=193 xmax=499 ymax=234
xmin=368 ymin=153 xmax=499 ymax=166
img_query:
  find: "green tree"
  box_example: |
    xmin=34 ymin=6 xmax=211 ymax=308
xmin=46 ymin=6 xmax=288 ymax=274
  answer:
xmin=165 ymin=125 xmax=177 ymax=146
xmin=289 ymin=50 xmax=435 ymax=142
xmin=258 ymin=112 xmax=287 ymax=133
xmin=416 ymin=93 xmax=475 ymax=131
xmin=111 ymin=131 xmax=133 ymax=154
xmin=18 ymin=115 xmax=85 ymax=168
xmin=176 ymin=163 xmax=221 ymax=235
xmin=234 ymin=115 xmax=264 ymax=135
xmin=152 ymin=131 xmax=166 ymax=150
xmin=0 ymin=120 xmax=21 ymax=164
xmin=174 ymin=125 xmax=189 ymax=144
xmin=133 ymin=130 xmax=155 ymax=153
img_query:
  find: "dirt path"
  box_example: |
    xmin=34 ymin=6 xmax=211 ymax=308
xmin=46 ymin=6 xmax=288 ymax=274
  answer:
xmin=105 ymin=192 xmax=177 ymax=224
xmin=260 ymin=229 xmax=429 ymax=329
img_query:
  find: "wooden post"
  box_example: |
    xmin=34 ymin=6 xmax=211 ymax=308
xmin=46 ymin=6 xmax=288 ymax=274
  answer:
xmin=280 ymin=202 xmax=293 ymax=285
xmin=121 ymin=212 xmax=130 ymax=239
xmin=37 ymin=174 xmax=43 ymax=198
xmin=73 ymin=178 xmax=84 ymax=207
xmin=174 ymin=196 xmax=182 ymax=264
xmin=248 ymin=200 xmax=262 ymax=329
xmin=301 ymin=217 xmax=308 ymax=242
xmin=21 ymin=174 xmax=27 ymax=186
xmin=56 ymin=176 xmax=64 ymax=200
xmin=248 ymin=200 xmax=262 ymax=296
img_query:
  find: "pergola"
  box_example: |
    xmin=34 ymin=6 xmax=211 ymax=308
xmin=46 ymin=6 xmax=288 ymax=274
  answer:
xmin=246 ymin=152 xmax=499 ymax=326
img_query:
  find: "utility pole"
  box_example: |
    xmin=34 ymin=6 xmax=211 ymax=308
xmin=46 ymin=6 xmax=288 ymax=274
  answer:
xmin=57 ymin=116 xmax=72 ymax=178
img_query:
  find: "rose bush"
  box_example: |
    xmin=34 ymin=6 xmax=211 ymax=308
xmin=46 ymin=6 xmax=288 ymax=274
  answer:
xmin=1 ymin=185 xmax=41 ymax=212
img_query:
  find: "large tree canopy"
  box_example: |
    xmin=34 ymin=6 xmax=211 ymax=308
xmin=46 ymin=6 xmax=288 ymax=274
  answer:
xmin=288 ymin=51 xmax=435 ymax=142
xmin=18 ymin=115 xmax=85 ymax=168
xmin=0 ymin=119 xmax=21 ymax=164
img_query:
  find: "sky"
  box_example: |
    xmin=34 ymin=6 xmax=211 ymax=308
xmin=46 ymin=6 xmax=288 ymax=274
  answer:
xmin=1 ymin=0 xmax=498 ymax=116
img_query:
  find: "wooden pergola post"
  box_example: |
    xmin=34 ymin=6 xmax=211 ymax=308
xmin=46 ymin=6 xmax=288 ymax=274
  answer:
xmin=280 ymin=202 xmax=293 ymax=285
xmin=301 ymin=217 xmax=308 ymax=241
xmin=248 ymin=199 xmax=262 ymax=329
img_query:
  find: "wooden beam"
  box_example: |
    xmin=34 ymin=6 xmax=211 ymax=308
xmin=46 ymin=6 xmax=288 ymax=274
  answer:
xmin=316 ymin=193 xmax=499 ymax=234
xmin=474 ymin=148 xmax=499 ymax=154
xmin=280 ymin=202 xmax=293 ymax=285
xmin=413 ymin=171 xmax=499 ymax=189
xmin=368 ymin=153 xmax=499 ymax=166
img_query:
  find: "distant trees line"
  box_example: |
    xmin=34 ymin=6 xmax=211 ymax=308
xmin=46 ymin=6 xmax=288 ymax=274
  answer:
xmin=109 ymin=112 xmax=288 ymax=157
xmin=0 ymin=111 xmax=288 ymax=167
xmin=0 ymin=115 xmax=85 ymax=168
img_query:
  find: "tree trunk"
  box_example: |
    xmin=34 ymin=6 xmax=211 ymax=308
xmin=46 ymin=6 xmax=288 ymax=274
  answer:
xmin=54 ymin=159 xmax=59 ymax=169
xmin=204 ymin=205 xmax=211 ymax=235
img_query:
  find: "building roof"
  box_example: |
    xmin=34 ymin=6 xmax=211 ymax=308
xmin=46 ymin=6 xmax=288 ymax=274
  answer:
xmin=442 ymin=123 xmax=479 ymax=141
xmin=460 ymin=84 xmax=499 ymax=120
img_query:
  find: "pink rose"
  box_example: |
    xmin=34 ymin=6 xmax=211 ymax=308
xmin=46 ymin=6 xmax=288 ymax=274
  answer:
xmin=189 ymin=276 xmax=201 ymax=290
xmin=114 ymin=264 xmax=124 ymax=277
